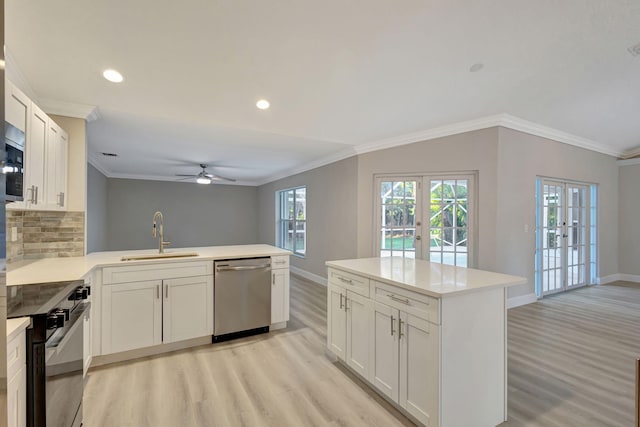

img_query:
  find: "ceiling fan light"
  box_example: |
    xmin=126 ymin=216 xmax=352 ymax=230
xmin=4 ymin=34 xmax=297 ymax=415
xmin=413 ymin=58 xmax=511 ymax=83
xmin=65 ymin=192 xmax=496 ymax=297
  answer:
xmin=196 ymin=176 xmax=212 ymax=184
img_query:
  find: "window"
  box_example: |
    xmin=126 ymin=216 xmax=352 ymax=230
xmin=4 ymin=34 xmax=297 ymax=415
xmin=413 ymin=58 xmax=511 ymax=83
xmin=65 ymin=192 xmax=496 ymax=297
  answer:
xmin=376 ymin=174 xmax=476 ymax=267
xmin=276 ymin=186 xmax=306 ymax=256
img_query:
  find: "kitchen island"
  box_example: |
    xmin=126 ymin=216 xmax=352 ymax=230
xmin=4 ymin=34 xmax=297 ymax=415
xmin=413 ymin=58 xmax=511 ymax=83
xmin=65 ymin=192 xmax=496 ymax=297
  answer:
xmin=7 ymin=244 xmax=291 ymax=366
xmin=325 ymin=257 xmax=526 ymax=427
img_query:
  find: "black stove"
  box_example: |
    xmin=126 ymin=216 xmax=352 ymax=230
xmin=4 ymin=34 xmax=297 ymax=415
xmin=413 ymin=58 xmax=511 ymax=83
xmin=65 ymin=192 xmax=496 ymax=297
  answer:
xmin=8 ymin=280 xmax=90 ymax=427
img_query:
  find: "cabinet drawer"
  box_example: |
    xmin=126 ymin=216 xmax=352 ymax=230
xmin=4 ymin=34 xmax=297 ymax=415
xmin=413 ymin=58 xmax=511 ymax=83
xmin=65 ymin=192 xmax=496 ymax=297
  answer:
xmin=374 ymin=282 xmax=440 ymax=325
xmin=328 ymin=268 xmax=370 ymax=298
xmin=103 ymin=261 xmax=213 ymax=284
xmin=271 ymin=255 xmax=289 ymax=269
xmin=7 ymin=330 xmax=26 ymax=381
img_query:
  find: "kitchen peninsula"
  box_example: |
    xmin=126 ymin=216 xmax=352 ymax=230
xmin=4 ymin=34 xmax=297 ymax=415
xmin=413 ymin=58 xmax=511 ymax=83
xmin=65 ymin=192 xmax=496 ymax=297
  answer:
xmin=326 ymin=257 xmax=526 ymax=427
xmin=8 ymin=244 xmax=290 ymax=365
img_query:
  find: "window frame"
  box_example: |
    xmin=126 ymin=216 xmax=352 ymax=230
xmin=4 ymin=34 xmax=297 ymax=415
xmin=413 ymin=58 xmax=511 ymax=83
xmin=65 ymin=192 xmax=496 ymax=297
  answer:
xmin=276 ymin=186 xmax=307 ymax=257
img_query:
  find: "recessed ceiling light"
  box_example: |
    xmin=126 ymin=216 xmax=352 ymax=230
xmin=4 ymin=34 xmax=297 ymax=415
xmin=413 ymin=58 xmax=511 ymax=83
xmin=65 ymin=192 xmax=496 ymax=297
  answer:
xmin=469 ymin=63 xmax=484 ymax=73
xmin=256 ymin=99 xmax=270 ymax=110
xmin=103 ymin=69 xmax=124 ymax=83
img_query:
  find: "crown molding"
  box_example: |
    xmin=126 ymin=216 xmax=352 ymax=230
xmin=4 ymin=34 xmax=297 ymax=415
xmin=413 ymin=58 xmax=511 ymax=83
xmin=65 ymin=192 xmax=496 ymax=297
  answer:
xmin=352 ymin=113 xmax=623 ymax=158
xmin=353 ymin=114 xmax=505 ymax=155
xmin=617 ymin=158 xmax=640 ymax=166
xmin=256 ymin=147 xmax=357 ymax=186
xmin=87 ymin=152 xmax=112 ymax=177
xmin=619 ymin=146 xmax=640 ymax=160
xmin=498 ymin=114 xmax=623 ymax=157
xmin=40 ymin=98 xmax=101 ymax=122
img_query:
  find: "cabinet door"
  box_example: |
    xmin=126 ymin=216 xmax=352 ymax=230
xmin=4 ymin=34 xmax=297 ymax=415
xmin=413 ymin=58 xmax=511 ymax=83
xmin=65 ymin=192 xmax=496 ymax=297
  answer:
xmin=372 ymin=301 xmax=399 ymax=401
xmin=7 ymin=365 xmax=26 ymax=427
xmin=163 ymin=275 xmax=213 ymax=343
xmin=327 ymin=284 xmax=347 ymax=360
xmin=345 ymin=290 xmax=373 ymax=380
xmin=399 ymin=313 xmax=439 ymax=427
xmin=56 ymin=129 xmax=68 ymax=208
xmin=102 ymin=280 xmax=162 ymax=354
xmin=5 ymin=81 xmax=29 ymax=132
xmin=83 ymin=306 xmax=92 ymax=377
xmin=45 ymin=121 xmax=68 ymax=209
xmin=271 ymin=268 xmax=290 ymax=324
xmin=26 ymin=104 xmax=47 ymax=206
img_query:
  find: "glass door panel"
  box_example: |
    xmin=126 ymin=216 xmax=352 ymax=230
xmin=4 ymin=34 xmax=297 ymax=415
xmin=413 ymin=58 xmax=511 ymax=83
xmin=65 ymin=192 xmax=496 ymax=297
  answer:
xmin=541 ymin=182 xmax=565 ymax=295
xmin=566 ymin=185 xmax=587 ymax=288
xmin=379 ymin=179 xmax=418 ymax=259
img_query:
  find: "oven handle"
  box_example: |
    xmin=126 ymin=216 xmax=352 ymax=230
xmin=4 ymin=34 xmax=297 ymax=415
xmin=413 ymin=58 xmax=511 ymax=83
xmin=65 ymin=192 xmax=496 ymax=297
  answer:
xmin=46 ymin=303 xmax=90 ymax=352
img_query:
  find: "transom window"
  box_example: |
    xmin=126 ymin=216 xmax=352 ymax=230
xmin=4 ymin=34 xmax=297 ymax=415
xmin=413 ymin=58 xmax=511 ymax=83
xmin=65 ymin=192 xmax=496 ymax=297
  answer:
xmin=276 ymin=186 xmax=306 ymax=257
xmin=376 ymin=174 xmax=476 ymax=267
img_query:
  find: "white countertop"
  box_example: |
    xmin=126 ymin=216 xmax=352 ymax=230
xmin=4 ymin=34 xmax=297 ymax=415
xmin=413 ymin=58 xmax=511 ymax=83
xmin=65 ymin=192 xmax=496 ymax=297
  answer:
xmin=326 ymin=257 xmax=526 ymax=298
xmin=7 ymin=317 xmax=31 ymax=341
xmin=8 ymin=244 xmax=291 ymax=286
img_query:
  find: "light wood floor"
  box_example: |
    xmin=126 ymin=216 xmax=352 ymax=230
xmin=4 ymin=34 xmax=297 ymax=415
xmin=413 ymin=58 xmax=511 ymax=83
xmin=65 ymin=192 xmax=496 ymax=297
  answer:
xmin=84 ymin=278 xmax=640 ymax=427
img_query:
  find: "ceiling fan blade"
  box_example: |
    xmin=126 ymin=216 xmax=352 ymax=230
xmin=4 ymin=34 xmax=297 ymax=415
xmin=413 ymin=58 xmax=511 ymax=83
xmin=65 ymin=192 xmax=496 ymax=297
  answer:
xmin=175 ymin=176 xmax=196 ymax=181
xmin=210 ymin=174 xmax=236 ymax=182
xmin=175 ymin=174 xmax=198 ymax=177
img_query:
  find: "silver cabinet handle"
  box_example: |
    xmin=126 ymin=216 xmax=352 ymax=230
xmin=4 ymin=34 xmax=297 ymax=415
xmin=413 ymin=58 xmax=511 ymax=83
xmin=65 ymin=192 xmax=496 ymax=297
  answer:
xmin=338 ymin=277 xmax=353 ymax=285
xmin=339 ymin=293 xmax=344 ymax=309
xmin=344 ymin=297 xmax=349 ymax=311
xmin=58 ymin=192 xmax=65 ymax=207
xmin=165 ymin=284 xmax=168 ymax=299
xmin=388 ymin=294 xmax=410 ymax=305
xmin=272 ymin=273 xmax=275 ymax=284
xmin=34 ymin=186 xmax=38 ymax=204
xmin=399 ymin=318 xmax=405 ymax=339
xmin=274 ymin=260 xmax=286 ymax=265
xmin=390 ymin=315 xmax=395 ymax=336
xmin=156 ymin=285 xmax=160 ymax=299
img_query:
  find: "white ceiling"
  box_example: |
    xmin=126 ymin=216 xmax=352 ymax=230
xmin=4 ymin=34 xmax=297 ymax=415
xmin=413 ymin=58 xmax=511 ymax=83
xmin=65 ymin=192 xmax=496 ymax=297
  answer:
xmin=6 ymin=0 xmax=640 ymax=185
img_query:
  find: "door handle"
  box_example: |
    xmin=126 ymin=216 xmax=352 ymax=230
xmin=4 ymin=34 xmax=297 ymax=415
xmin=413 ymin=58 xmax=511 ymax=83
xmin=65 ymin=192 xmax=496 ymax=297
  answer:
xmin=339 ymin=293 xmax=344 ymax=309
xmin=390 ymin=315 xmax=395 ymax=336
xmin=399 ymin=318 xmax=404 ymax=339
xmin=416 ymin=235 xmax=422 ymax=241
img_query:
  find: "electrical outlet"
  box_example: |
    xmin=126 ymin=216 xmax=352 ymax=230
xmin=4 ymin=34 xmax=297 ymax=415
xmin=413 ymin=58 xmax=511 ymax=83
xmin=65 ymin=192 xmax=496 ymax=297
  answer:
xmin=524 ymin=224 xmax=529 ymax=233
xmin=11 ymin=226 xmax=18 ymax=242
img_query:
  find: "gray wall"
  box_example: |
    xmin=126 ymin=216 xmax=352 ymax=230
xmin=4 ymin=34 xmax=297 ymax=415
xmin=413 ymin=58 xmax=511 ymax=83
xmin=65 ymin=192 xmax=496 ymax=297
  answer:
xmin=87 ymin=164 xmax=108 ymax=253
xmin=257 ymin=157 xmax=359 ymax=278
xmin=496 ymin=127 xmax=619 ymax=298
xmin=356 ymin=128 xmax=500 ymax=271
xmin=106 ymin=179 xmax=259 ymax=251
xmin=618 ymin=163 xmax=640 ymax=276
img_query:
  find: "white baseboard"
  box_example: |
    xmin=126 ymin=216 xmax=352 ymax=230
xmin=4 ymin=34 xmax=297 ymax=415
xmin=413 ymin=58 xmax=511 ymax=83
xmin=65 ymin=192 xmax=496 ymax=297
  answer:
xmin=290 ymin=266 xmax=327 ymax=286
xmin=601 ymin=273 xmax=640 ymax=284
xmin=507 ymin=293 xmax=538 ymax=309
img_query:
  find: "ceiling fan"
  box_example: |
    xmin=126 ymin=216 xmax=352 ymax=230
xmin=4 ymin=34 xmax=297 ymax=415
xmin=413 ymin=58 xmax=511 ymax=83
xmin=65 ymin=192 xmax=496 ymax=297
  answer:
xmin=176 ymin=164 xmax=236 ymax=184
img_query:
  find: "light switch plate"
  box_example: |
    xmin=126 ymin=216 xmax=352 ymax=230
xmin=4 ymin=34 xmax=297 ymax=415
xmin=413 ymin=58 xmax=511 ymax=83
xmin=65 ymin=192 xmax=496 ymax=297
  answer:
xmin=11 ymin=226 xmax=18 ymax=241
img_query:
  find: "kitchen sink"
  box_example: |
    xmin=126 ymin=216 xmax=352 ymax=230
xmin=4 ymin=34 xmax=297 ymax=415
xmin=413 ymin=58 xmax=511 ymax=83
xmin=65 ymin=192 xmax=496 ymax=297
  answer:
xmin=120 ymin=252 xmax=199 ymax=261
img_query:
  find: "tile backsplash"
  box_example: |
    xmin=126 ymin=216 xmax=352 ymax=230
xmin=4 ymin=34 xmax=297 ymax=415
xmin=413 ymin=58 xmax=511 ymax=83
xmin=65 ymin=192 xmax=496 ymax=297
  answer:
xmin=6 ymin=210 xmax=85 ymax=264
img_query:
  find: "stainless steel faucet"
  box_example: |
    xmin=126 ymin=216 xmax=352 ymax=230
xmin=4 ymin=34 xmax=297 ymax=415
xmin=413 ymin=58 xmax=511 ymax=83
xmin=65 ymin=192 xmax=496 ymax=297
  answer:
xmin=152 ymin=211 xmax=171 ymax=253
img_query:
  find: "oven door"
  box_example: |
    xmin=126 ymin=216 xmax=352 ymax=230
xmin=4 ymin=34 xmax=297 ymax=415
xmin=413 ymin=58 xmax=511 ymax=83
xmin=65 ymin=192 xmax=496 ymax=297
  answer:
xmin=45 ymin=303 xmax=88 ymax=427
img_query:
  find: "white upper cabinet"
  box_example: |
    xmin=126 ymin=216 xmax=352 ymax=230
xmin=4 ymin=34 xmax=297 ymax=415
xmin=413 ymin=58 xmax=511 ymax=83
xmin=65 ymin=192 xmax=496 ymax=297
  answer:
xmin=5 ymin=79 xmax=69 ymax=211
xmin=45 ymin=120 xmax=68 ymax=209
xmin=25 ymin=103 xmax=47 ymax=207
xmin=5 ymin=81 xmax=30 ymax=132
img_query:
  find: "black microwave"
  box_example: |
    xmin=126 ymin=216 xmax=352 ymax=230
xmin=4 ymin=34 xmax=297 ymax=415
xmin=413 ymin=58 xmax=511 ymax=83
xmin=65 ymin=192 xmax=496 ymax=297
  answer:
xmin=4 ymin=122 xmax=25 ymax=202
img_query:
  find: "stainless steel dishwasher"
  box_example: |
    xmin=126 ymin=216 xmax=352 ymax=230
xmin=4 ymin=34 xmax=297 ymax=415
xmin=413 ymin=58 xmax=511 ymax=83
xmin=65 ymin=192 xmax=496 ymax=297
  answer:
xmin=214 ymin=257 xmax=271 ymax=341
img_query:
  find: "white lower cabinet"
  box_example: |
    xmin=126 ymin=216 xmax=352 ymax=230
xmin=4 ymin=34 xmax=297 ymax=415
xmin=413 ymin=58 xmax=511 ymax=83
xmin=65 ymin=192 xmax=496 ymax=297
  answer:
xmin=327 ymin=283 xmax=373 ymax=379
xmin=7 ymin=328 xmax=27 ymax=427
xmin=372 ymin=302 xmax=439 ymax=426
xmin=271 ymin=266 xmax=290 ymax=325
xmin=102 ymin=275 xmax=213 ymax=354
xmin=163 ymin=276 xmax=214 ymax=343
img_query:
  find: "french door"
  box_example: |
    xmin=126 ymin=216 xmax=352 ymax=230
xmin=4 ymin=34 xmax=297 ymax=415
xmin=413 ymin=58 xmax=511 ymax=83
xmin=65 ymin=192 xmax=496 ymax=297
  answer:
xmin=537 ymin=179 xmax=593 ymax=296
xmin=376 ymin=174 xmax=476 ymax=267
